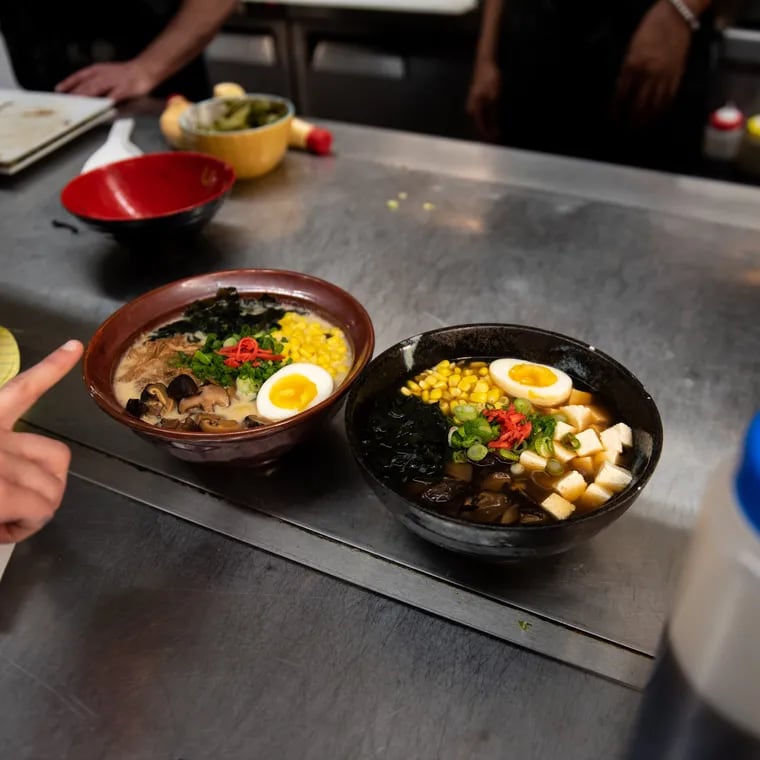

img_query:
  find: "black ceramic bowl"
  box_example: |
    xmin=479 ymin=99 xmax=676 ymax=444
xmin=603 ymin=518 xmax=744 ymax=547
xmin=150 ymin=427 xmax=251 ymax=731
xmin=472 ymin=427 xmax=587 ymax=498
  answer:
xmin=345 ymin=324 xmax=663 ymax=560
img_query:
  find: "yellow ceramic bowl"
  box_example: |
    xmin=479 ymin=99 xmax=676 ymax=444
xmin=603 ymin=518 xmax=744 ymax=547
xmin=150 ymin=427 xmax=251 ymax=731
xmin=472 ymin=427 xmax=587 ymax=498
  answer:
xmin=179 ymin=95 xmax=294 ymax=180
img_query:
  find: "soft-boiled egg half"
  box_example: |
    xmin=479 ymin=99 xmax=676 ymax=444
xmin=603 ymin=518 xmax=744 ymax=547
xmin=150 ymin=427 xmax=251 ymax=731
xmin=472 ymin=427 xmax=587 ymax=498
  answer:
xmin=489 ymin=358 xmax=572 ymax=408
xmin=256 ymin=362 xmax=334 ymax=421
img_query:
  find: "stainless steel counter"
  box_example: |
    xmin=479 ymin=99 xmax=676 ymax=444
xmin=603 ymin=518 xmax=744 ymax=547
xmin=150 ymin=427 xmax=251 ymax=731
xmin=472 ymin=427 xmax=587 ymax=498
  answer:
xmin=1 ymin=113 xmax=759 ymax=757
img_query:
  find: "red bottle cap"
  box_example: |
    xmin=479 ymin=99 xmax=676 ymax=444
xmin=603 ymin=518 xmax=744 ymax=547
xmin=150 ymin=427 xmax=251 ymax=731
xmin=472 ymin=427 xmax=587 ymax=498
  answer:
xmin=306 ymin=128 xmax=333 ymax=156
xmin=710 ymin=105 xmax=744 ymax=131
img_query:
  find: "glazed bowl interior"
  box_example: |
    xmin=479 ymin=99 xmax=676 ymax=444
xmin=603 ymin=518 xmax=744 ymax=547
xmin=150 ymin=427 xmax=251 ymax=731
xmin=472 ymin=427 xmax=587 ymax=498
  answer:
xmin=345 ymin=324 xmax=663 ymax=560
xmin=84 ymin=269 xmax=374 ymax=465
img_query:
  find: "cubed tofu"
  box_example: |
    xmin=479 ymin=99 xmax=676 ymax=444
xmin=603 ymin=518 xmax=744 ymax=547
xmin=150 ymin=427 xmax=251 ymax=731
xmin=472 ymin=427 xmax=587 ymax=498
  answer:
xmin=578 ymin=483 xmax=613 ymax=510
xmin=541 ymin=493 xmax=576 ymax=520
xmin=572 ymin=456 xmax=596 ymax=479
xmin=574 ymin=428 xmax=603 ymax=457
xmin=608 ymin=422 xmax=633 ymax=448
xmin=589 ymin=405 xmax=613 ymax=425
xmin=553 ymin=420 xmax=577 ymax=442
xmin=568 ymin=388 xmax=593 ymax=405
xmin=594 ymin=450 xmax=623 ymax=468
xmin=600 ymin=426 xmax=623 ymax=453
xmin=595 ymin=462 xmax=633 ymax=493
xmin=552 ymin=442 xmax=577 ymax=464
xmin=519 ymin=450 xmax=548 ymax=472
xmin=553 ymin=470 xmax=587 ymax=502
xmin=560 ymin=405 xmax=592 ymax=430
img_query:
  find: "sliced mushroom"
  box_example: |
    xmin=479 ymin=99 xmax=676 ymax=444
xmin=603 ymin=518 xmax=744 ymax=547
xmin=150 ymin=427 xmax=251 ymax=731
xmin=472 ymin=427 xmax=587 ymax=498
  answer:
xmin=126 ymin=398 xmax=147 ymax=418
xmin=140 ymin=383 xmax=175 ymax=414
xmin=167 ymin=374 xmax=199 ymax=401
xmin=198 ymin=417 xmax=243 ymax=434
xmin=480 ymin=470 xmax=511 ymax=492
xmin=178 ymin=384 xmax=229 ymax=414
xmin=243 ymin=415 xmax=268 ymax=429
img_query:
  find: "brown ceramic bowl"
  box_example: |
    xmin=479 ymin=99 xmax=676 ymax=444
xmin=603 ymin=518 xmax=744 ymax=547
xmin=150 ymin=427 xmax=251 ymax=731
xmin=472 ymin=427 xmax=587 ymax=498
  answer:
xmin=84 ymin=269 xmax=375 ymax=466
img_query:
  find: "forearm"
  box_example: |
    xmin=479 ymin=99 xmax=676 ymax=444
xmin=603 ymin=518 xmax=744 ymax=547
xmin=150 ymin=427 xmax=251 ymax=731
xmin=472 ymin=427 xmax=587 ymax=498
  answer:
xmin=475 ymin=0 xmax=504 ymax=64
xmin=135 ymin=0 xmax=238 ymax=86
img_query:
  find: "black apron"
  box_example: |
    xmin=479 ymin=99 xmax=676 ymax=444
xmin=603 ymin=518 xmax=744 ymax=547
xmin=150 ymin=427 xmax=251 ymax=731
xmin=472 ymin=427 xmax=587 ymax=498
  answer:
xmin=498 ymin=0 xmax=714 ymax=172
xmin=0 ymin=0 xmax=211 ymax=101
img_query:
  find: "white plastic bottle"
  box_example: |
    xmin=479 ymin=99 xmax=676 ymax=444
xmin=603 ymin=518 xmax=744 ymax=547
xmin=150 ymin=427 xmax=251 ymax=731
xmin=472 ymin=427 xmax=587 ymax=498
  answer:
xmin=626 ymin=412 xmax=760 ymax=759
xmin=703 ymin=103 xmax=745 ymax=162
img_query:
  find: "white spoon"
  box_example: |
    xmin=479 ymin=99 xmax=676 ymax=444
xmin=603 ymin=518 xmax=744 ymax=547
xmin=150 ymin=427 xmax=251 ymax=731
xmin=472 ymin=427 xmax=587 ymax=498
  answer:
xmin=81 ymin=118 xmax=142 ymax=174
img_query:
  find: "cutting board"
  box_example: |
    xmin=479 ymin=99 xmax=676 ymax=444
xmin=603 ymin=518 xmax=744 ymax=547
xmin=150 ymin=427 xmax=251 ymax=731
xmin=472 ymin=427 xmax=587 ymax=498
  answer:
xmin=0 ymin=89 xmax=113 ymax=168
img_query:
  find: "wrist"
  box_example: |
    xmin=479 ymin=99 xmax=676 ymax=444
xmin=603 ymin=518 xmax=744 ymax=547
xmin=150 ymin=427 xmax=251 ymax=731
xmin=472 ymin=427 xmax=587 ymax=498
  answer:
xmin=662 ymin=0 xmax=702 ymax=30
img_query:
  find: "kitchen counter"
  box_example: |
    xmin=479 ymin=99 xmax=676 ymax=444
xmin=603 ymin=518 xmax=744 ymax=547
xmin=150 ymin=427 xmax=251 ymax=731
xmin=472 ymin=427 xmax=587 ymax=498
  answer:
xmin=1 ymin=111 xmax=759 ymax=758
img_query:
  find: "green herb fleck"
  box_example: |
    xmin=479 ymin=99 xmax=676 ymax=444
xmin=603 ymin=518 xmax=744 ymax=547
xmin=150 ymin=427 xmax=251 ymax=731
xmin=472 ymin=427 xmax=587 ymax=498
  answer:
xmin=518 ymin=620 xmax=532 ymax=632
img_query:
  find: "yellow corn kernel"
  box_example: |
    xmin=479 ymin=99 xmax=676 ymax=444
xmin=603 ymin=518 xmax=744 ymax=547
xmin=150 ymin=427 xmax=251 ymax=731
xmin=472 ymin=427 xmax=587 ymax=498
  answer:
xmin=469 ymin=391 xmax=487 ymax=404
xmin=422 ymin=390 xmax=430 ymax=402
xmin=439 ymin=401 xmax=450 ymax=415
xmin=448 ymin=374 xmax=461 ymax=388
xmin=449 ymin=387 xmax=463 ymax=398
xmin=473 ymin=380 xmax=489 ymax=393
xmin=430 ymin=388 xmax=443 ymax=401
xmin=460 ymin=375 xmax=476 ymax=390
xmin=400 ymin=387 xmax=412 ymax=396
xmin=438 ymin=368 xmax=451 ymax=378
xmin=486 ymin=388 xmax=501 ymax=403
xmin=407 ymin=380 xmax=421 ymax=392
xmin=418 ymin=379 xmax=429 ymax=390
xmin=469 ymin=361 xmax=487 ymax=368
xmin=478 ymin=367 xmax=489 ymax=377
xmin=432 ymin=380 xmax=446 ymax=390
xmin=463 ymin=369 xmax=475 ymax=377
xmin=441 ymin=390 xmax=452 ymax=400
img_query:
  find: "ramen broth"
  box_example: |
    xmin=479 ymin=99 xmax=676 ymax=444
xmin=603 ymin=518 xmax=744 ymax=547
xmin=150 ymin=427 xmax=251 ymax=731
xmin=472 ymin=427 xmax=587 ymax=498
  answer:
xmin=113 ymin=289 xmax=352 ymax=432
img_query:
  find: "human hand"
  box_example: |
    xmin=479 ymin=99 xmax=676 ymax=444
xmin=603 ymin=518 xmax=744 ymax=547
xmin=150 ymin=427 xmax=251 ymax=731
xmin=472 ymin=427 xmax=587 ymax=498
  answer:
xmin=0 ymin=340 xmax=84 ymax=544
xmin=467 ymin=59 xmax=502 ymax=142
xmin=613 ymin=0 xmax=693 ymax=126
xmin=55 ymin=60 xmax=157 ymax=103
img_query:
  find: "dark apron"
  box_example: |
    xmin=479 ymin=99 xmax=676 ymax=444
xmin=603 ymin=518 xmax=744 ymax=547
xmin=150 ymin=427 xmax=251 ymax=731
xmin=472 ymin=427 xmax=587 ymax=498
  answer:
xmin=498 ymin=0 xmax=714 ymax=172
xmin=1 ymin=0 xmax=211 ymax=101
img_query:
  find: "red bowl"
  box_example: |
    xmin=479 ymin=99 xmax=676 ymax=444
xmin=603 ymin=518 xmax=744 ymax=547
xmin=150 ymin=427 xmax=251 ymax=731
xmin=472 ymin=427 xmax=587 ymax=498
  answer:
xmin=61 ymin=152 xmax=235 ymax=239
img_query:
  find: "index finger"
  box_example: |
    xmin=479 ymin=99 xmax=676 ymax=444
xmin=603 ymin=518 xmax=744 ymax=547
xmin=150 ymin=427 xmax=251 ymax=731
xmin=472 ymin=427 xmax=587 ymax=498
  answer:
xmin=0 ymin=340 xmax=84 ymax=430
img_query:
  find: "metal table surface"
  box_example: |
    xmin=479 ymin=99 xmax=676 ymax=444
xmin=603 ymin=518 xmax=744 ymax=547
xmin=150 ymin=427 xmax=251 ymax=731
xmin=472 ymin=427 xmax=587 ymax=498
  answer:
xmin=0 ymin=476 xmax=639 ymax=760
xmin=0 ymin=113 xmax=759 ymax=750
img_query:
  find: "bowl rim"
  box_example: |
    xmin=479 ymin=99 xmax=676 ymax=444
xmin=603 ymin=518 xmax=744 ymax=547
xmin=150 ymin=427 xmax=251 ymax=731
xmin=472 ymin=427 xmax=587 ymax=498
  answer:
xmin=345 ymin=322 xmax=664 ymax=533
xmin=179 ymin=93 xmax=296 ymax=137
xmin=84 ymin=268 xmax=375 ymax=442
xmin=60 ymin=151 xmax=236 ymax=222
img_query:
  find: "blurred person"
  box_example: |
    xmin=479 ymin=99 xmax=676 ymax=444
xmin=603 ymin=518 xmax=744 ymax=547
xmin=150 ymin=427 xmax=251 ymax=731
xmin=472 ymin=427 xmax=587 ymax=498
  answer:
xmin=0 ymin=340 xmax=84 ymax=544
xmin=467 ymin=0 xmax=715 ymax=172
xmin=0 ymin=0 xmax=237 ymax=103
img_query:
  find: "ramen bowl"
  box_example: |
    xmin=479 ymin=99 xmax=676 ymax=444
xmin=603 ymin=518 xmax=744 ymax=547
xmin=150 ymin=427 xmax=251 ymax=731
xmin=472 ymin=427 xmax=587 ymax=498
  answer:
xmin=84 ymin=269 xmax=374 ymax=466
xmin=345 ymin=324 xmax=663 ymax=560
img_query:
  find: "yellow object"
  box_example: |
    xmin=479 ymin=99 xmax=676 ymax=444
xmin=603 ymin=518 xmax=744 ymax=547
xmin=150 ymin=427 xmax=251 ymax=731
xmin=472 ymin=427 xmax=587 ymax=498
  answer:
xmin=213 ymin=83 xmax=245 ymax=99
xmin=159 ymin=95 xmax=191 ymax=149
xmin=179 ymin=96 xmax=294 ymax=179
xmin=509 ymin=363 xmax=557 ymax=387
xmin=404 ymin=360 xmax=510 ymax=415
xmin=159 ymin=83 xmax=329 ymax=178
xmin=746 ymin=115 xmax=760 ymax=140
xmin=273 ymin=312 xmax=350 ymax=381
xmin=269 ymin=374 xmax=318 ymax=411
xmin=0 ymin=326 xmax=20 ymax=388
